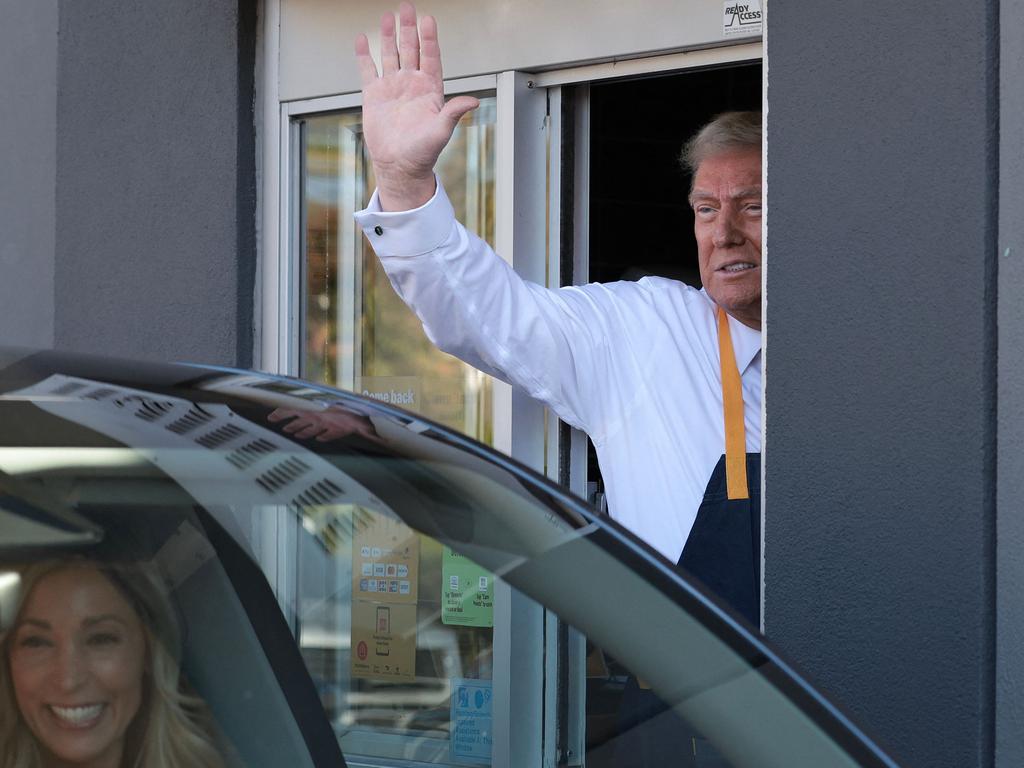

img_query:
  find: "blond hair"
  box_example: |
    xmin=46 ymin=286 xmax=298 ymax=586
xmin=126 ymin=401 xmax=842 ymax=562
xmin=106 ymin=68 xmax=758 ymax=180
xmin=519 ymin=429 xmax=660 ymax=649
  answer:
xmin=0 ymin=559 xmax=226 ymax=768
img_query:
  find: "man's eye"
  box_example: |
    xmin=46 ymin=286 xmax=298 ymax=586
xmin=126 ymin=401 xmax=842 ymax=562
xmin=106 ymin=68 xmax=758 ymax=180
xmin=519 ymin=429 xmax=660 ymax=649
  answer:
xmin=747 ymin=205 xmax=762 ymax=214
xmin=696 ymin=206 xmax=716 ymax=216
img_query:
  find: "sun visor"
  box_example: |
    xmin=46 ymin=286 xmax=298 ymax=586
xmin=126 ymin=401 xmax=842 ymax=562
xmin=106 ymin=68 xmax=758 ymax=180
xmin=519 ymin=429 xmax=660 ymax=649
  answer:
xmin=0 ymin=483 xmax=103 ymax=552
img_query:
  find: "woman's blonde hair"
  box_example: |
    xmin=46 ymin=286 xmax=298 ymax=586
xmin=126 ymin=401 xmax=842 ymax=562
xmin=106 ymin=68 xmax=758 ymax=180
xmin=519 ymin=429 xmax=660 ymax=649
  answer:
xmin=0 ymin=558 xmax=226 ymax=768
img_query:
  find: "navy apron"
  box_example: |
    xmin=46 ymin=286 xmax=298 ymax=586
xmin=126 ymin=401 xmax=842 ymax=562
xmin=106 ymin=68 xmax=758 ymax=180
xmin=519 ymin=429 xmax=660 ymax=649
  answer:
xmin=613 ymin=307 xmax=760 ymax=767
xmin=677 ymin=451 xmax=761 ymax=626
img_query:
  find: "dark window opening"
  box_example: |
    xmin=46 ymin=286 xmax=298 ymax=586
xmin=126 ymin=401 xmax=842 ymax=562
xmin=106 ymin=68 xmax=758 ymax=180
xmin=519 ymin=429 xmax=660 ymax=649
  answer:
xmin=588 ymin=63 xmax=762 ymax=287
xmin=579 ymin=63 xmax=762 ymax=768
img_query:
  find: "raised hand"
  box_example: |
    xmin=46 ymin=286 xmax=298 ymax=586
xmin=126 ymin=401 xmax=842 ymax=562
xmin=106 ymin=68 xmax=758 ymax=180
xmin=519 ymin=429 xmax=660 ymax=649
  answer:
xmin=355 ymin=2 xmax=479 ymax=211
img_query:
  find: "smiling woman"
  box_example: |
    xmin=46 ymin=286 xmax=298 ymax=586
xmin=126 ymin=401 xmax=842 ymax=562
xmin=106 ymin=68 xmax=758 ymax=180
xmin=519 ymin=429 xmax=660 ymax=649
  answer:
xmin=0 ymin=559 xmax=226 ymax=768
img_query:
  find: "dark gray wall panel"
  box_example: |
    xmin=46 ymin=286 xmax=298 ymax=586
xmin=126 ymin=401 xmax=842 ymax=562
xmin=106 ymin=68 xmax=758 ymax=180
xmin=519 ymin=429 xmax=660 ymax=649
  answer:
xmin=54 ymin=0 xmax=256 ymax=365
xmin=765 ymin=2 xmax=997 ymax=767
xmin=998 ymin=0 xmax=1024 ymax=764
xmin=0 ymin=0 xmax=57 ymax=348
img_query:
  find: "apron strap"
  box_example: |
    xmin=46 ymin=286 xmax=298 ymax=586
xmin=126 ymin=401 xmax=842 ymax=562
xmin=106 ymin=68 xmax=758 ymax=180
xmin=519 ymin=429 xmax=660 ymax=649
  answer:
xmin=717 ymin=307 xmax=749 ymax=500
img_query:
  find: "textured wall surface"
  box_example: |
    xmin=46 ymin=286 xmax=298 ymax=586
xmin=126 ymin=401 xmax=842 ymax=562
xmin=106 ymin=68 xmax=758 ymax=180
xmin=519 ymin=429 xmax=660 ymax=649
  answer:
xmin=764 ymin=2 xmax=998 ymax=767
xmin=998 ymin=0 xmax=1024 ymax=764
xmin=54 ymin=0 xmax=256 ymax=365
xmin=0 ymin=0 xmax=58 ymax=348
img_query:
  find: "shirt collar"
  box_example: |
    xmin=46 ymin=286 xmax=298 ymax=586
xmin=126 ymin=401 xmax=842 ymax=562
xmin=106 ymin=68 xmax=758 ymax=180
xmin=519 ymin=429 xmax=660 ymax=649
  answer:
xmin=700 ymin=289 xmax=762 ymax=374
xmin=728 ymin=314 xmax=762 ymax=374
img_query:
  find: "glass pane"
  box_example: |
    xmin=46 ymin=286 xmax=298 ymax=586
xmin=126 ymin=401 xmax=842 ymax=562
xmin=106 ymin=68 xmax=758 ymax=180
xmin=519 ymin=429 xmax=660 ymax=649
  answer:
xmin=301 ymin=98 xmax=498 ymax=445
xmin=291 ymin=500 xmax=498 ymax=765
xmin=0 ymin=362 xmax=883 ymax=768
xmin=296 ymin=97 xmax=499 ymax=766
xmin=584 ymin=643 xmax=737 ymax=768
xmin=0 ymin=527 xmax=315 ymax=768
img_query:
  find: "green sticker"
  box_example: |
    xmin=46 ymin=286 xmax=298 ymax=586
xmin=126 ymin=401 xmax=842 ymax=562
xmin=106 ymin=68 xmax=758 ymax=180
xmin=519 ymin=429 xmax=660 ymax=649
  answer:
xmin=441 ymin=546 xmax=494 ymax=627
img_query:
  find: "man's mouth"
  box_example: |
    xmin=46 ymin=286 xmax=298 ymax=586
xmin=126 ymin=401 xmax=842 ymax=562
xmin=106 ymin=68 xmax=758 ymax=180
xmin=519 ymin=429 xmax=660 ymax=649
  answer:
xmin=719 ymin=262 xmax=758 ymax=273
xmin=49 ymin=703 xmax=105 ymax=727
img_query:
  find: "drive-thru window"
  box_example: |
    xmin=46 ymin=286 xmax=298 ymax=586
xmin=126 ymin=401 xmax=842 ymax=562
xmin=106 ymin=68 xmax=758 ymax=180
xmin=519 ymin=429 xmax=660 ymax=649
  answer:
xmin=259 ymin=2 xmax=762 ymax=765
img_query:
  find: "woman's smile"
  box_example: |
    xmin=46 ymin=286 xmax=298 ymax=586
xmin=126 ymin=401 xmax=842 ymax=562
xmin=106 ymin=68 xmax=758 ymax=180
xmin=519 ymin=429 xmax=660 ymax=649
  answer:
xmin=8 ymin=566 xmax=145 ymax=768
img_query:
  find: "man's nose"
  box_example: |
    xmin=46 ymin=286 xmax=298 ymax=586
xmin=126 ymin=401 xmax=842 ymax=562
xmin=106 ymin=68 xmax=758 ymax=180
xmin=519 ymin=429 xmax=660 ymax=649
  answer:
xmin=712 ymin=210 xmax=744 ymax=247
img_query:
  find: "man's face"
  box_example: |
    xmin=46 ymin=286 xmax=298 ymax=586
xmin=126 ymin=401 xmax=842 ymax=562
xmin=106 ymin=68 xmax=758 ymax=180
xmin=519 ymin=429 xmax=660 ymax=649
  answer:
xmin=690 ymin=147 xmax=762 ymax=329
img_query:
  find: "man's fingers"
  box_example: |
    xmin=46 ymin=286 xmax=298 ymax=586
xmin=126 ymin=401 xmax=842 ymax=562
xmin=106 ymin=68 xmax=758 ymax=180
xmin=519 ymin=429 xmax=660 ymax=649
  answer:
xmin=354 ymin=34 xmax=379 ymax=85
xmin=358 ymin=426 xmax=387 ymax=445
xmin=380 ymin=11 xmax=399 ymax=74
xmin=419 ymin=15 xmax=443 ymax=81
xmin=293 ymin=424 xmax=324 ymax=440
xmin=398 ymin=1 xmax=420 ymax=71
xmin=441 ymin=96 xmax=481 ymax=127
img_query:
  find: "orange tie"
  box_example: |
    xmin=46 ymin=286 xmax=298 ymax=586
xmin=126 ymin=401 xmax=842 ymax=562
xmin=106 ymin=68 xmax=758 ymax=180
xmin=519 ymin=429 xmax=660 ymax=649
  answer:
xmin=717 ymin=307 xmax=749 ymax=500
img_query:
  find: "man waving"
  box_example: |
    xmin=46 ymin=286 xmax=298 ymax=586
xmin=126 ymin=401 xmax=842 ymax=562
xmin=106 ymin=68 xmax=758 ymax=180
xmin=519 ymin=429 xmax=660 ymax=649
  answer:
xmin=354 ymin=3 xmax=763 ymax=627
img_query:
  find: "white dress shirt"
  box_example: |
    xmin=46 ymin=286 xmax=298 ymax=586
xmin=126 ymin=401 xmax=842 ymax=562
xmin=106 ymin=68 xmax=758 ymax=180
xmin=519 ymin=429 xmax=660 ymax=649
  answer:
xmin=355 ymin=182 xmax=761 ymax=562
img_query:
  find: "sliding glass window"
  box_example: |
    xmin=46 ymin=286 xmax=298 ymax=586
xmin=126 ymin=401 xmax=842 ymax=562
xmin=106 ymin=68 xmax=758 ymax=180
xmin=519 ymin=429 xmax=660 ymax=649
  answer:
xmin=294 ymin=95 xmax=502 ymax=766
xmin=300 ymin=97 xmax=498 ymax=444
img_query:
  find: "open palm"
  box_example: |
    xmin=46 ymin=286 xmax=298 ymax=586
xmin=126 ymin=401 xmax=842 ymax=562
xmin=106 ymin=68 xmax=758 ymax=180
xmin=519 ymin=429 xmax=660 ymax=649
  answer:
xmin=355 ymin=2 xmax=479 ymax=210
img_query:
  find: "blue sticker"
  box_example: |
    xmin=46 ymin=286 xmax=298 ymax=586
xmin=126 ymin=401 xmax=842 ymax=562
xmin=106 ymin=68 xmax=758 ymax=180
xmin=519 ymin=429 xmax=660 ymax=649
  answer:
xmin=450 ymin=678 xmax=492 ymax=765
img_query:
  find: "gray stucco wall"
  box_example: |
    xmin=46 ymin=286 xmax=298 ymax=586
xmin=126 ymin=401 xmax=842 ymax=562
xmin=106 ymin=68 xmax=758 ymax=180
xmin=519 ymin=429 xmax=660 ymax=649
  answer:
xmin=0 ymin=0 xmax=58 ymax=348
xmin=998 ymin=0 xmax=1024 ymax=764
xmin=54 ymin=0 xmax=256 ymax=366
xmin=764 ymin=2 xmax=998 ymax=767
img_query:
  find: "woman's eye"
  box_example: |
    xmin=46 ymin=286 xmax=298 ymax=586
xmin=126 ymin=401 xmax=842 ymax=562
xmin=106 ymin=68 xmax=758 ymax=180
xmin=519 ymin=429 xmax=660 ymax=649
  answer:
xmin=87 ymin=632 xmax=121 ymax=647
xmin=17 ymin=634 xmax=51 ymax=650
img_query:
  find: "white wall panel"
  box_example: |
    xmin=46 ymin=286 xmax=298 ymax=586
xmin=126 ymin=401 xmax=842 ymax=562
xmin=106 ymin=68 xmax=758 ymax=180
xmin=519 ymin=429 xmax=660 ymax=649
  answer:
xmin=280 ymin=0 xmax=757 ymax=100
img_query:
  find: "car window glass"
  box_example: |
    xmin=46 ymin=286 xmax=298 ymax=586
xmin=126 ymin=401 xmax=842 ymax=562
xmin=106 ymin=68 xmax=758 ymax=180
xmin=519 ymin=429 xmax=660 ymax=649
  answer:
xmin=0 ymin=511 xmax=317 ymax=768
xmin=0 ymin=367 xmax=886 ymax=768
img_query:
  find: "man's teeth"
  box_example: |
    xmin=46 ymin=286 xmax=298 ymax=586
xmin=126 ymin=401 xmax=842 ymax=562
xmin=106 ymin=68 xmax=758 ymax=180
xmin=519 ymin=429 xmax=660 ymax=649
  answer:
xmin=722 ymin=263 xmax=755 ymax=272
xmin=50 ymin=704 xmax=103 ymax=724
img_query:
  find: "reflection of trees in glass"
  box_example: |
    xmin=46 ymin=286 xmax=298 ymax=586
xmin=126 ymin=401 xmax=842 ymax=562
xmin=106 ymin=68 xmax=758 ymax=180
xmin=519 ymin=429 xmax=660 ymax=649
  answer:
xmin=301 ymin=100 xmax=496 ymax=445
xmin=304 ymin=119 xmax=347 ymax=385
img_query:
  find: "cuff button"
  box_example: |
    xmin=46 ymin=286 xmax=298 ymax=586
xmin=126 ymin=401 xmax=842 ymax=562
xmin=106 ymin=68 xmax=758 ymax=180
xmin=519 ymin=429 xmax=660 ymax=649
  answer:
xmin=373 ymin=225 xmax=384 ymax=236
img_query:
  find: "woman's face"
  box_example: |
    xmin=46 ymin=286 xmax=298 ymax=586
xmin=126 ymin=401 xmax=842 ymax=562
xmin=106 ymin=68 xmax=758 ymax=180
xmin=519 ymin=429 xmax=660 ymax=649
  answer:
xmin=7 ymin=566 xmax=146 ymax=768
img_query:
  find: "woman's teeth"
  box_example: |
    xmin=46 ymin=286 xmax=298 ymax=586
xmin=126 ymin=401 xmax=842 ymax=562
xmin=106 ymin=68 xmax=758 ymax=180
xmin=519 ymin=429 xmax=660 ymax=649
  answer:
xmin=50 ymin=704 xmax=104 ymax=724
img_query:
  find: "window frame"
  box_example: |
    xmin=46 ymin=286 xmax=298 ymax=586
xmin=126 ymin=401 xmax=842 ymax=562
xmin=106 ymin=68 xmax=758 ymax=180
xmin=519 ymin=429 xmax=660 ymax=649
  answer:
xmin=260 ymin=40 xmax=765 ymax=767
xmin=273 ymin=73 xmax=555 ymax=768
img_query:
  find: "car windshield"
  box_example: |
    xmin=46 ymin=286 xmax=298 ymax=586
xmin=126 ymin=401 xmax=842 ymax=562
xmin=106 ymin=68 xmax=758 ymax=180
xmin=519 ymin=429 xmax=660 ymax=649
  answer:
xmin=0 ymin=351 xmax=894 ymax=768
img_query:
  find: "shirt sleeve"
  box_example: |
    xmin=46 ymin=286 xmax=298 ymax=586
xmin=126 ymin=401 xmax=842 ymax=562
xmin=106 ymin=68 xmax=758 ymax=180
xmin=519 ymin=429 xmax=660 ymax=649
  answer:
xmin=354 ymin=181 xmax=651 ymax=440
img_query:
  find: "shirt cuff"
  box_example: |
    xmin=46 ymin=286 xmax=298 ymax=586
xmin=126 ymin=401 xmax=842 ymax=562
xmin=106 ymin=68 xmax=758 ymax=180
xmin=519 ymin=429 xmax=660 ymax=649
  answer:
xmin=354 ymin=176 xmax=456 ymax=257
